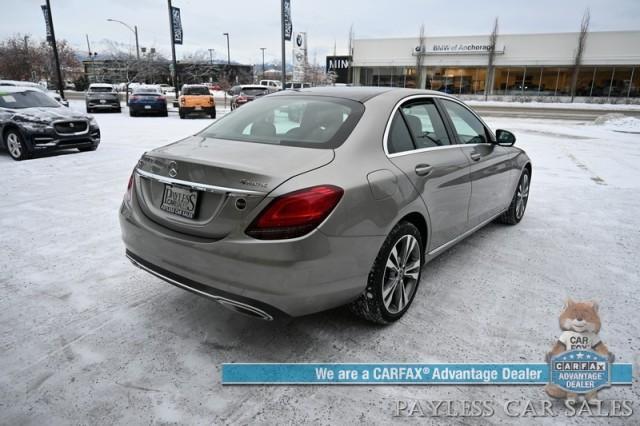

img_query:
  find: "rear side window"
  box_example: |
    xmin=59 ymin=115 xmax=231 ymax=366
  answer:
xmin=400 ymin=100 xmax=450 ymax=148
xmin=387 ymin=111 xmax=415 ymax=154
xmin=440 ymin=99 xmax=489 ymax=144
xmin=200 ymin=95 xmax=364 ymax=149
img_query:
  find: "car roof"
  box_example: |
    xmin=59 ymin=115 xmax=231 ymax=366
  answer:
xmin=240 ymin=85 xmax=269 ymax=89
xmin=270 ymin=86 xmax=461 ymax=103
xmin=89 ymin=83 xmax=113 ymax=88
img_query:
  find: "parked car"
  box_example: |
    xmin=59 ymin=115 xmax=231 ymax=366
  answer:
xmin=128 ymin=86 xmax=168 ymax=117
xmin=0 ymin=86 xmax=100 ymax=160
xmin=0 ymin=80 xmax=69 ymax=107
xmin=119 ymin=87 xmax=531 ymax=322
xmin=259 ymin=79 xmax=282 ymax=93
xmin=178 ymin=84 xmax=215 ymax=119
xmin=229 ymin=85 xmax=269 ymax=110
xmin=158 ymin=84 xmax=172 ymax=94
xmin=86 ymin=83 xmax=121 ymax=113
xmin=285 ymin=82 xmax=312 ymax=89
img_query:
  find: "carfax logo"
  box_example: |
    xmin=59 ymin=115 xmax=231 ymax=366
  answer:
xmin=545 ymin=299 xmax=615 ymax=402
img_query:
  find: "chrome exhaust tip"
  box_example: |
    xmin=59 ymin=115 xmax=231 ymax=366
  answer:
xmin=126 ymin=252 xmax=274 ymax=321
xmin=215 ymin=298 xmax=274 ymax=321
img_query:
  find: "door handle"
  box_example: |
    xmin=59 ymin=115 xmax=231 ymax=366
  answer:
xmin=470 ymin=153 xmax=481 ymax=161
xmin=414 ymin=164 xmax=433 ymax=176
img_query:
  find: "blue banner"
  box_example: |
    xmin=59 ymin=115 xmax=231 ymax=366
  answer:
xmin=222 ymin=363 xmax=633 ymax=385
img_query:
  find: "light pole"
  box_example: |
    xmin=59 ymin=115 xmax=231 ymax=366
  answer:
xmin=107 ymin=18 xmax=140 ymax=60
xmin=208 ymin=48 xmax=215 ymax=65
xmin=260 ymin=47 xmax=266 ymax=76
xmin=223 ymin=33 xmax=230 ymax=65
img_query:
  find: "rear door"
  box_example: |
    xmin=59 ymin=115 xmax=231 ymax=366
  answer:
xmin=438 ymin=98 xmax=516 ymax=228
xmin=386 ymin=97 xmax=471 ymax=251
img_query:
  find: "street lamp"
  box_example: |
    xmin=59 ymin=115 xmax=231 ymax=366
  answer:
xmin=107 ymin=18 xmax=140 ymax=60
xmin=223 ymin=32 xmax=230 ymax=65
xmin=260 ymin=47 xmax=266 ymax=75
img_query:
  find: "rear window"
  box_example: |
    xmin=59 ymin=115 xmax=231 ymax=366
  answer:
xmin=182 ymin=86 xmax=210 ymax=95
xmin=89 ymin=86 xmax=113 ymax=93
xmin=134 ymin=87 xmax=161 ymax=94
xmin=199 ymin=95 xmax=364 ymax=149
xmin=240 ymin=88 xmax=268 ymax=96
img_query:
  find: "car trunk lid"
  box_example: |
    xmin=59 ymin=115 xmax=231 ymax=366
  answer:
xmin=134 ymin=135 xmax=334 ymax=239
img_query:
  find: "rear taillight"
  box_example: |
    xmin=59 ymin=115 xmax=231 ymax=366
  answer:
xmin=125 ymin=172 xmax=134 ymax=203
xmin=246 ymin=185 xmax=343 ymax=240
xmin=237 ymin=96 xmax=247 ymax=103
xmin=179 ymin=97 xmax=185 ymax=105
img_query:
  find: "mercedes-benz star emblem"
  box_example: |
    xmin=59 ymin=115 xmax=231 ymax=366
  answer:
xmin=168 ymin=161 xmax=178 ymax=178
xmin=69 ymin=122 xmax=75 ymax=128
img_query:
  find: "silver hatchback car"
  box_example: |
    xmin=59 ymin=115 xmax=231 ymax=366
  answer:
xmin=119 ymin=88 xmax=531 ymax=323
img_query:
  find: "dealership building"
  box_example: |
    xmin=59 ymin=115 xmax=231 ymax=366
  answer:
xmin=349 ymin=30 xmax=640 ymax=101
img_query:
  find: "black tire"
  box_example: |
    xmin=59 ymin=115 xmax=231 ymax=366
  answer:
xmin=497 ymin=168 xmax=531 ymax=225
xmin=349 ymin=221 xmax=424 ymax=324
xmin=78 ymin=145 xmax=98 ymax=152
xmin=129 ymin=110 xmax=136 ymax=117
xmin=4 ymin=128 xmax=31 ymax=161
xmin=210 ymin=109 xmax=216 ymax=119
xmin=179 ymin=111 xmax=185 ymax=119
xmin=86 ymin=107 xmax=93 ymax=113
xmin=116 ymin=107 xmax=122 ymax=113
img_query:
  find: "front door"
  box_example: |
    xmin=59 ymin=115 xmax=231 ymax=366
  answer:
xmin=438 ymin=98 xmax=516 ymax=228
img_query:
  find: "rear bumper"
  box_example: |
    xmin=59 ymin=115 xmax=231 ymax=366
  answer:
xmin=119 ymin=198 xmax=382 ymax=318
xmin=130 ymin=103 xmax=167 ymax=113
xmin=87 ymin=100 xmax=120 ymax=109
xmin=179 ymin=106 xmax=215 ymax=114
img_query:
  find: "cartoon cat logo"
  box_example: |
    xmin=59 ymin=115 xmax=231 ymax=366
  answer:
xmin=545 ymin=299 xmax=615 ymax=403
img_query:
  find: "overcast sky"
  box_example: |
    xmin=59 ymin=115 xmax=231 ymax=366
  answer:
xmin=3 ymin=0 xmax=639 ymax=64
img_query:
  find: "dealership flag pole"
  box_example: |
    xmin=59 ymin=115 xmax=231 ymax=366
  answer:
xmin=167 ymin=0 xmax=180 ymax=97
xmin=43 ymin=0 xmax=65 ymax=100
xmin=280 ymin=0 xmax=292 ymax=88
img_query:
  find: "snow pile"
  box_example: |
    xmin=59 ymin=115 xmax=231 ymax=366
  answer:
xmin=593 ymin=113 xmax=640 ymax=133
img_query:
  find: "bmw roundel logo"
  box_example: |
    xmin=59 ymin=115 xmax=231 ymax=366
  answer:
xmin=168 ymin=161 xmax=178 ymax=178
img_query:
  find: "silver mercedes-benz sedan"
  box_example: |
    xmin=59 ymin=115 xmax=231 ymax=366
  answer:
xmin=119 ymin=87 xmax=531 ymax=323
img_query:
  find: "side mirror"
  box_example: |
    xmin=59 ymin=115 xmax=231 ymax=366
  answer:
xmin=495 ymin=129 xmax=516 ymax=146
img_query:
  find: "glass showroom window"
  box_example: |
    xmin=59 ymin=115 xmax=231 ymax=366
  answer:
xmin=522 ymin=67 xmax=543 ymax=96
xmin=405 ymin=67 xmax=417 ymax=88
xmin=607 ymin=67 xmax=633 ymax=97
xmin=630 ymin=67 xmax=639 ymax=97
xmin=472 ymin=68 xmax=487 ymax=94
xmin=591 ymin=67 xmax=615 ymax=97
xmin=492 ymin=67 xmax=526 ymax=95
xmin=575 ymin=67 xmax=596 ymax=96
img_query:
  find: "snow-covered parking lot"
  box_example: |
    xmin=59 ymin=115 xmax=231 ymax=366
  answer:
xmin=1 ymin=101 xmax=639 ymax=424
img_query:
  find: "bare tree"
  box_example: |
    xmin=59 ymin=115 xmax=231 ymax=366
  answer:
xmin=484 ymin=17 xmax=499 ymax=100
xmin=0 ymin=34 xmax=79 ymax=85
xmin=570 ymin=8 xmax=590 ymax=102
xmin=415 ymin=24 xmax=425 ymax=89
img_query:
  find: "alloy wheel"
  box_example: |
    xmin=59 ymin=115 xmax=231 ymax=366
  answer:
xmin=382 ymin=234 xmax=421 ymax=314
xmin=6 ymin=133 xmax=22 ymax=159
xmin=515 ymin=173 xmax=529 ymax=219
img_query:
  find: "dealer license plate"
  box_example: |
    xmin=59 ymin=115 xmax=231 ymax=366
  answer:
xmin=195 ymin=106 xmax=202 ymax=110
xmin=144 ymin=105 xmax=151 ymax=109
xmin=160 ymin=185 xmax=199 ymax=219
xmin=100 ymin=99 xmax=106 ymax=104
